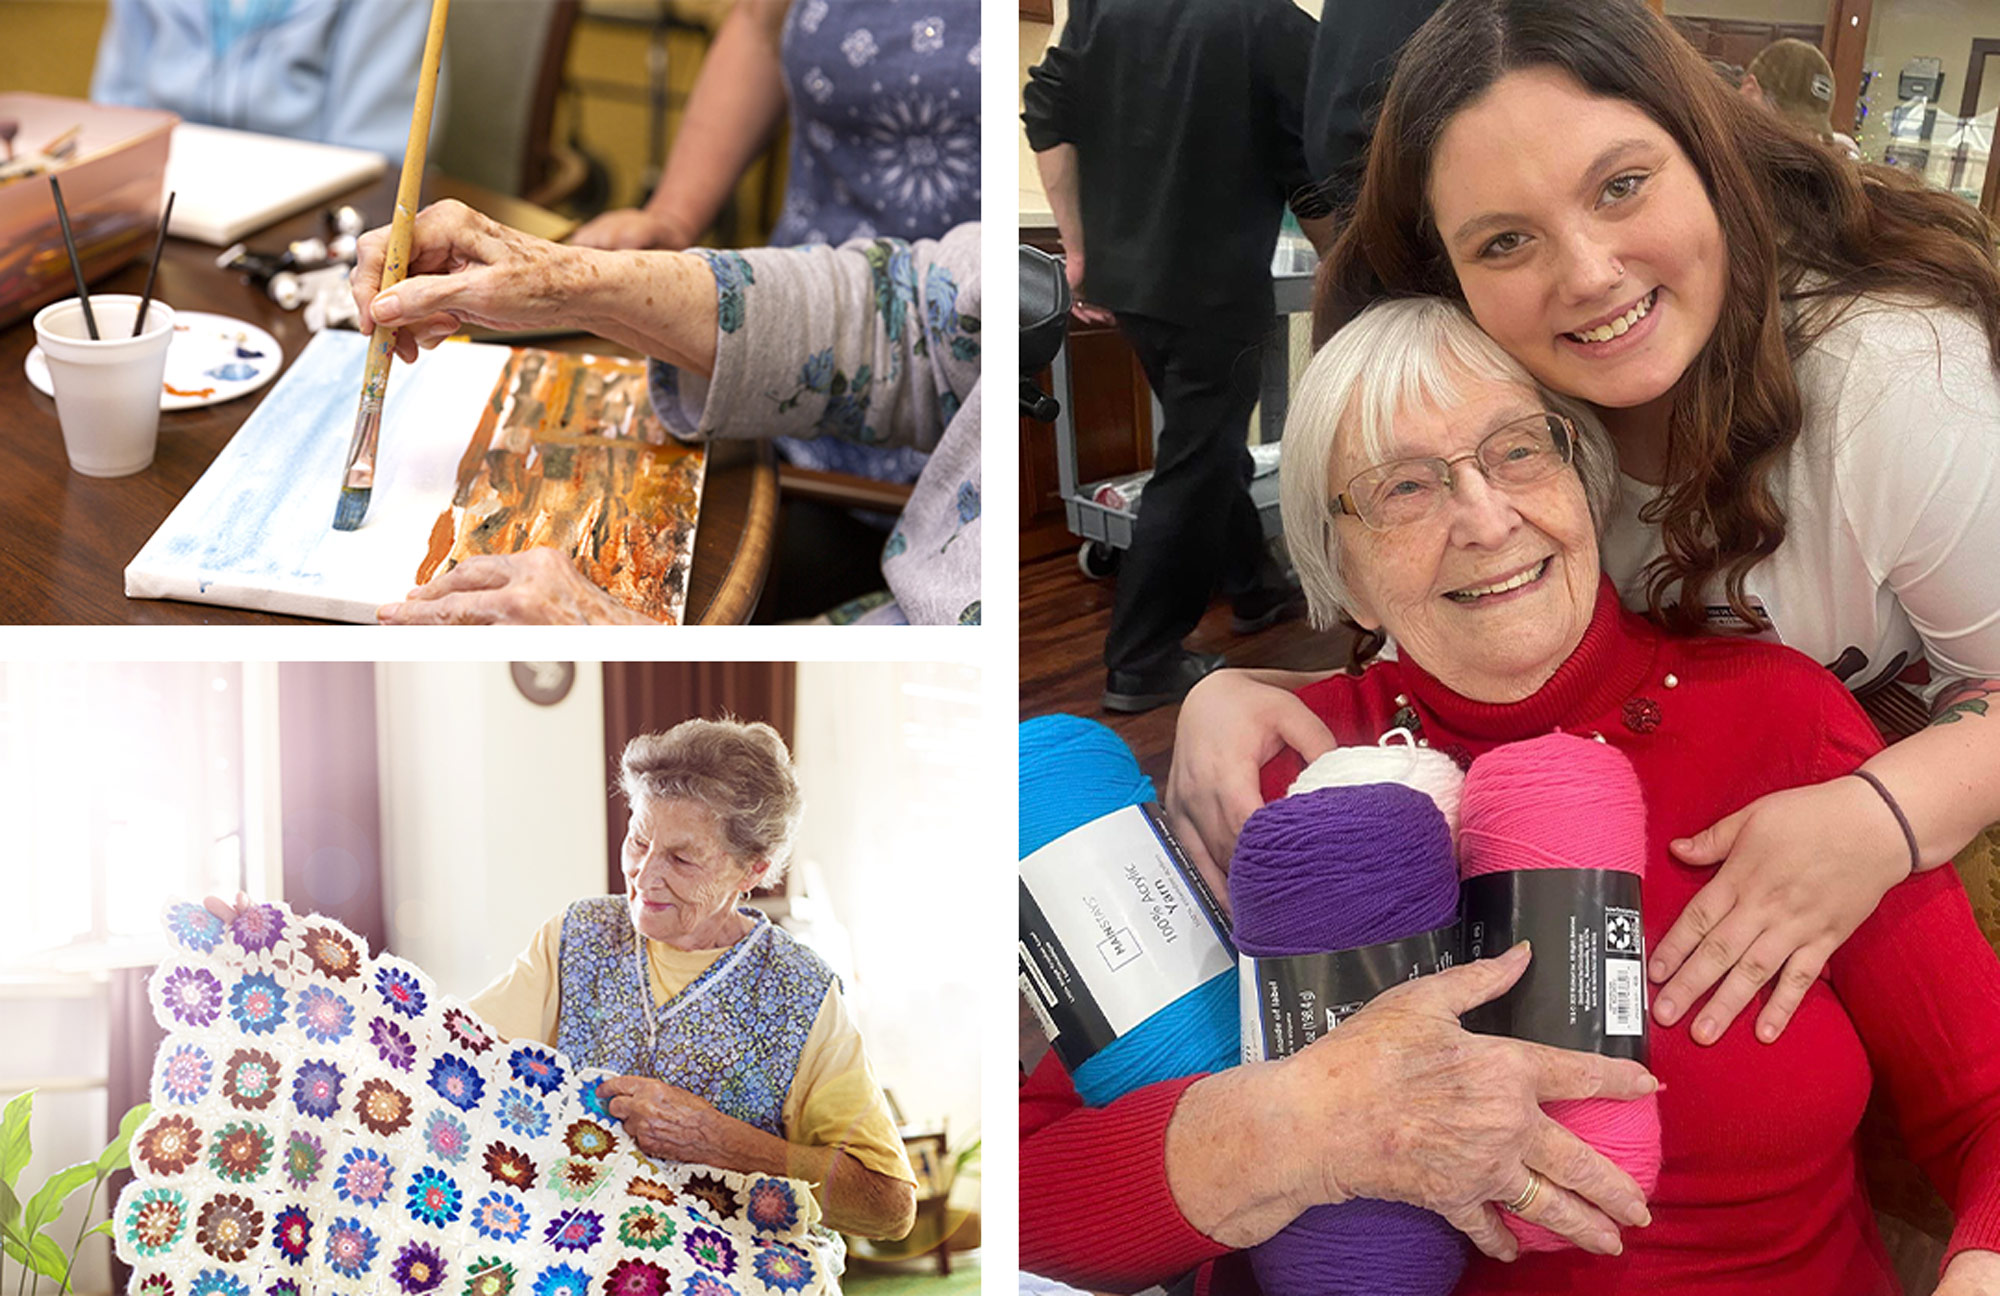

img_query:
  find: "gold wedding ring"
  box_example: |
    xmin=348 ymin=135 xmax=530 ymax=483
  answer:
xmin=1501 ymin=1170 xmax=1543 ymax=1215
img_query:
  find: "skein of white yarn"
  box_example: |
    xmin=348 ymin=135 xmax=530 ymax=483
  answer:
xmin=1284 ymin=733 xmax=1467 ymax=838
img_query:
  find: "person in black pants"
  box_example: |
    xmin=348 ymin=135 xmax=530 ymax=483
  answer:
xmin=1024 ymin=0 xmax=1333 ymax=713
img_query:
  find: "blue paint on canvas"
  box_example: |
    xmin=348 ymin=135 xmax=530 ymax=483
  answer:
xmin=126 ymin=331 xmax=515 ymax=621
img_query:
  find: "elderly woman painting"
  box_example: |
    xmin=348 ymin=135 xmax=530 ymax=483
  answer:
xmin=466 ymin=718 xmax=917 ymax=1241
xmin=1022 ymin=298 xmax=2000 ymax=1294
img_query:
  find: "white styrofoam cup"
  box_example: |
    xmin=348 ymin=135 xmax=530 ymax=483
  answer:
xmin=32 ymin=294 xmax=177 ymax=478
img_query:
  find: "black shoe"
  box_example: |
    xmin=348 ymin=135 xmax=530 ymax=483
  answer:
xmin=1103 ymin=650 xmax=1226 ymax=714
xmin=1229 ymin=575 xmax=1303 ymax=635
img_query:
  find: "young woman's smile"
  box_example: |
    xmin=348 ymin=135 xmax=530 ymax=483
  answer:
xmin=1427 ymin=68 xmax=1727 ymax=415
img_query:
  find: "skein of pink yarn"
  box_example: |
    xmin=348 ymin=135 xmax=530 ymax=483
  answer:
xmin=1458 ymin=733 xmax=1663 ymax=1252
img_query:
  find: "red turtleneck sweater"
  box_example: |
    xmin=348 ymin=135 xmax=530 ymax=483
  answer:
xmin=1020 ymin=582 xmax=2000 ymax=1295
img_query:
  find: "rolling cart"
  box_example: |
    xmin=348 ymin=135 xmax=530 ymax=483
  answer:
xmin=1042 ymin=233 xmax=1319 ymax=578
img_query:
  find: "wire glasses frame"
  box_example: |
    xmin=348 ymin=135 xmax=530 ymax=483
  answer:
xmin=1329 ymin=412 xmax=1577 ymax=532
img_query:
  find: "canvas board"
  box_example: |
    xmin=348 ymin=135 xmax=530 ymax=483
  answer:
xmin=164 ymin=123 xmax=387 ymax=245
xmin=126 ymin=331 xmax=707 ymax=623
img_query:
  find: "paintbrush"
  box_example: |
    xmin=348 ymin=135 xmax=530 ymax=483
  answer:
xmin=332 ymin=0 xmax=451 ymax=532
xmin=47 ymin=174 xmax=98 ymax=340
xmin=133 ymin=191 xmax=175 ymax=337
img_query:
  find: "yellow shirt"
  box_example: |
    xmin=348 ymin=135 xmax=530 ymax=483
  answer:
xmin=467 ymin=911 xmax=915 ymax=1185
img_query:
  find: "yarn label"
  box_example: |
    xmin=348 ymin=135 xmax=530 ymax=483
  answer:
xmin=1018 ymin=804 xmax=1235 ymax=1074
xmin=1460 ymin=869 xmax=1647 ymax=1061
xmin=1238 ymin=921 xmax=1461 ymax=1063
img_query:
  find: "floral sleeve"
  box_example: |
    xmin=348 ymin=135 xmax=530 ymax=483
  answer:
xmin=647 ymin=224 xmax=980 ymax=451
xmin=646 ymin=223 xmax=981 ymax=626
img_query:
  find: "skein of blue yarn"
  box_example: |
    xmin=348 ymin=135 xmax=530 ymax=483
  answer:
xmin=1018 ymin=714 xmax=1239 ymax=1107
xmin=1231 ymin=783 xmax=1469 ymax=1296
xmin=1019 ymin=714 xmax=1157 ymax=857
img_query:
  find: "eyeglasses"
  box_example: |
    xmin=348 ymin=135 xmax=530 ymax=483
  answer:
xmin=1330 ymin=412 xmax=1576 ymax=531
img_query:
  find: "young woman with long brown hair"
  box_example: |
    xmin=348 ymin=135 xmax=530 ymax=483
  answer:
xmin=1167 ymin=0 xmax=2000 ymax=1073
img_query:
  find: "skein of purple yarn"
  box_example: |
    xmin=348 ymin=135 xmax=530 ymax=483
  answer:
xmin=1230 ymin=783 xmax=1469 ymax=1296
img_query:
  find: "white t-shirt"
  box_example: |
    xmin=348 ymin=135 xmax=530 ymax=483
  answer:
xmin=1600 ymin=296 xmax=2000 ymax=703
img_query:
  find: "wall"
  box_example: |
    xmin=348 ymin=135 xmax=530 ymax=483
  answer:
xmin=1664 ymin=0 xmax=1825 ymax=21
xmin=0 ymin=2 xmax=106 ymax=97
xmin=373 ymin=662 xmax=609 ymax=1002
xmin=0 ymin=985 xmax=110 ymax=1295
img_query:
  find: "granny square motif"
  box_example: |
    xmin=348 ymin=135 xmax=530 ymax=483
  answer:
xmin=116 ymin=900 xmax=838 ymax=1296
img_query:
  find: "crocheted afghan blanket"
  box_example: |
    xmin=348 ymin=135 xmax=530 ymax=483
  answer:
xmin=114 ymin=901 xmax=838 ymax=1296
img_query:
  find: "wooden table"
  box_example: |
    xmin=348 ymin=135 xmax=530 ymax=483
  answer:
xmin=0 ymin=172 xmax=775 ymax=625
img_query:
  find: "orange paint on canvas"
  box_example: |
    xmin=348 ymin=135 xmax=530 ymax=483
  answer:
xmin=418 ymin=349 xmax=705 ymax=623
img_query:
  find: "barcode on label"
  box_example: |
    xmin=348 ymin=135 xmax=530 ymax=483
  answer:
xmin=1606 ymin=958 xmax=1644 ymax=1036
xmin=1021 ymin=971 xmax=1061 ymax=1042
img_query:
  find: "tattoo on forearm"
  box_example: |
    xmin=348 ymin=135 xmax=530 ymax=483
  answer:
xmin=1931 ymin=679 xmax=2000 ymax=726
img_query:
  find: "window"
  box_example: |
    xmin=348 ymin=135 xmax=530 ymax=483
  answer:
xmin=0 ymin=663 xmax=254 ymax=965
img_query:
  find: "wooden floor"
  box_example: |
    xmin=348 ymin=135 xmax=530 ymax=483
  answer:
xmin=1017 ymin=547 xmax=1353 ymax=788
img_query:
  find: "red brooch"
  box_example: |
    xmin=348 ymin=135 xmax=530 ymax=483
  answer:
xmin=1622 ymin=697 xmax=1662 ymax=734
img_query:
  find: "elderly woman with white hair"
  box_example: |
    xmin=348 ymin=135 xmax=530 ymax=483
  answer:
xmin=1023 ymin=297 xmax=2000 ymax=1294
xmin=467 ymin=718 xmax=916 ymax=1240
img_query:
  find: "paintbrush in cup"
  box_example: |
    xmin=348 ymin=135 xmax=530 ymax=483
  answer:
xmin=332 ymin=0 xmax=450 ymax=532
xmin=47 ymin=174 xmax=98 ymax=340
xmin=133 ymin=191 xmax=175 ymax=337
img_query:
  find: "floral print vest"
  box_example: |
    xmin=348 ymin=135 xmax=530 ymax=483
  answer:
xmin=555 ymin=897 xmax=834 ymax=1137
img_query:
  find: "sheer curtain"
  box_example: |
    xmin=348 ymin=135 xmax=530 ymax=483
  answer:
xmin=790 ymin=662 xmax=984 ymax=1139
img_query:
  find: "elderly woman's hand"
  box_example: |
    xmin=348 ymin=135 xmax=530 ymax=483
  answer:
xmin=202 ymin=892 xmax=251 ymax=924
xmin=351 ymin=200 xmax=719 ymax=375
xmin=568 ymin=207 xmax=697 ymax=252
xmin=1167 ymin=942 xmax=1656 ymax=1261
xmin=1164 ymin=669 xmax=1337 ymax=901
xmin=597 ymin=1075 xmax=728 ymax=1163
xmin=1649 ymin=774 xmax=1909 ymax=1046
xmin=377 ymin=550 xmax=657 ymax=626
xmin=351 ymin=200 xmax=594 ymax=361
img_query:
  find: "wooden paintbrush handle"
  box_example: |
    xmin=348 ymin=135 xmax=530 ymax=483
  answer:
xmin=375 ymin=0 xmax=451 ymax=307
xmin=339 ymin=0 xmax=450 ymax=509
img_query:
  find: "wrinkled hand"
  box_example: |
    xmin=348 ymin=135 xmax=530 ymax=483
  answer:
xmin=1650 ymin=774 xmax=1908 ymax=1046
xmin=598 ymin=1075 xmax=725 ymax=1164
xmin=1279 ymin=943 xmax=1656 ymax=1260
xmin=202 ymin=892 xmax=251 ymax=924
xmin=351 ymin=199 xmax=587 ymax=362
xmin=1939 ymin=1248 xmax=2000 ymax=1295
xmin=568 ymin=207 xmax=695 ymax=252
xmin=1164 ymin=671 xmax=1335 ymax=907
xmin=377 ymin=549 xmax=657 ymax=625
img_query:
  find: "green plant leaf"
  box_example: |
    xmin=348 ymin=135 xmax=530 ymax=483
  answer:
xmin=21 ymin=1161 xmax=95 ymax=1241
xmin=0 ymin=1180 xmax=17 ymax=1232
xmin=0 ymin=1090 xmax=34 ymax=1191
xmin=97 ymin=1103 xmax=150 ymax=1176
xmin=84 ymin=1220 xmax=113 ymax=1239
xmin=2 ymin=1227 xmax=67 ymax=1282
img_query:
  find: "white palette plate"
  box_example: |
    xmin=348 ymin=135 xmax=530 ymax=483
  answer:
xmin=27 ymin=311 xmax=282 ymax=410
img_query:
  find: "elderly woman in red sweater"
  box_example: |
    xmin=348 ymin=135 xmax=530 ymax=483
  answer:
xmin=1020 ymin=297 xmax=2000 ymax=1295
